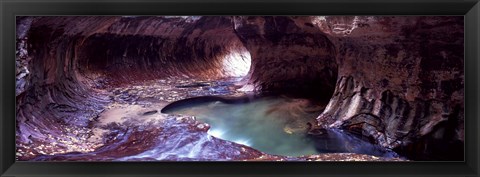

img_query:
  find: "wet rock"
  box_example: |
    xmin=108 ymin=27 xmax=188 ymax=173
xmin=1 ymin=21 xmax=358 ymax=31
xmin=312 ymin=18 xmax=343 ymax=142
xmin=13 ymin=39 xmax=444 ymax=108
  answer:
xmin=28 ymin=115 xmax=404 ymax=162
xmin=307 ymin=128 xmax=400 ymax=158
xmin=340 ymin=113 xmax=386 ymax=144
xmin=175 ymin=82 xmax=210 ymax=88
xmin=314 ymin=16 xmax=464 ymax=160
xmin=142 ymin=110 xmax=158 ymax=116
xmin=16 ymin=16 xmax=462 ymax=161
xmin=195 ymin=123 xmax=210 ymax=131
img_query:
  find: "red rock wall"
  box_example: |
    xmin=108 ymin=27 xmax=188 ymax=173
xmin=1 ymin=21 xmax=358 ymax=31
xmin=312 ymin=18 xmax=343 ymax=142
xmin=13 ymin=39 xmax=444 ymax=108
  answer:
xmin=74 ymin=16 xmax=248 ymax=86
xmin=232 ymin=16 xmax=464 ymax=160
xmin=15 ymin=16 xmax=248 ymax=156
xmin=233 ymin=16 xmax=338 ymax=101
xmin=16 ymin=16 xmax=464 ymax=160
xmin=314 ymin=16 xmax=464 ymax=160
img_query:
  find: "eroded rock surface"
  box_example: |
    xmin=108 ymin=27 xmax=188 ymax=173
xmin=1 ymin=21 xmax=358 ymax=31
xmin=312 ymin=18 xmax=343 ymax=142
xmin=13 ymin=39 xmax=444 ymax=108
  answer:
xmin=233 ymin=16 xmax=338 ymax=101
xmin=15 ymin=16 xmax=463 ymax=161
xmin=314 ymin=16 xmax=464 ymax=160
xmin=16 ymin=16 xmax=250 ymax=160
xmin=232 ymin=16 xmax=463 ymax=160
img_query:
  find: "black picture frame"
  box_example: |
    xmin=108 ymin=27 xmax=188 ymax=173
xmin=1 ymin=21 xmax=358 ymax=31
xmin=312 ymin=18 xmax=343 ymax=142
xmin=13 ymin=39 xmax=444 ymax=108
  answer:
xmin=1 ymin=0 xmax=479 ymax=176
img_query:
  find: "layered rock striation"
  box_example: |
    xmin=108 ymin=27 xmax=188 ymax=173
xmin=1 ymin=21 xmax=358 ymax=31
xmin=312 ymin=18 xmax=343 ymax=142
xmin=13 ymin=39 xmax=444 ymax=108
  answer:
xmin=15 ymin=16 xmax=250 ymax=159
xmin=233 ymin=16 xmax=338 ymax=101
xmin=232 ymin=16 xmax=463 ymax=160
xmin=314 ymin=16 xmax=464 ymax=160
xmin=16 ymin=16 xmax=464 ymax=161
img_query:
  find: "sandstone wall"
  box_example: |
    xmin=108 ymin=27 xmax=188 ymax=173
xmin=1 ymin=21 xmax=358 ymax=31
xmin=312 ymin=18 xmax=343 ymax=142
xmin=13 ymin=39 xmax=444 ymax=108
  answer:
xmin=15 ymin=16 xmax=249 ymax=155
xmin=16 ymin=16 xmax=464 ymax=160
xmin=233 ymin=16 xmax=338 ymax=101
xmin=314 ymin=16 xmax=464 ymax=160
xmin=233 ymin=16 xmax=464 ymax=160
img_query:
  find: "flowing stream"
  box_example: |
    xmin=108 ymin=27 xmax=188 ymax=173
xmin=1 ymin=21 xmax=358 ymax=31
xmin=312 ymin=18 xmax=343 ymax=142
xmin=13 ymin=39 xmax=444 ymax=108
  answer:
xmin=162 ymin=95 xmax=400 ymax=158
xmin=22 ymin=78 xmax=399 ymax=161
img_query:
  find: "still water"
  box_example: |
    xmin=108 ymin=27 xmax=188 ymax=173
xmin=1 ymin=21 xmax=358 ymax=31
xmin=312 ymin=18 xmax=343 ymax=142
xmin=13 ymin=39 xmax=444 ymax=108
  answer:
xmin=162 ymin=96 xmax=400 ymax=158
xmin=162 ymin=96 xmax=321 ymax=156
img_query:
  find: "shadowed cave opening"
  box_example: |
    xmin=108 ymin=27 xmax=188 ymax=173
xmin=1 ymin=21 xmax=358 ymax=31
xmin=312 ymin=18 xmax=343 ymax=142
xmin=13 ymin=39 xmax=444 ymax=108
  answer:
xmin=16 ymin=16 xmax=464 ymax=161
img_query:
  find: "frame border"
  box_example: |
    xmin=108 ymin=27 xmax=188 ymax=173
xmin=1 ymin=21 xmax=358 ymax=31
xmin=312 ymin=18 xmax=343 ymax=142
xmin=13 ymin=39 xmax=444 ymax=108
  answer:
xmin=1 ymin=0 xmax=479 ymax=176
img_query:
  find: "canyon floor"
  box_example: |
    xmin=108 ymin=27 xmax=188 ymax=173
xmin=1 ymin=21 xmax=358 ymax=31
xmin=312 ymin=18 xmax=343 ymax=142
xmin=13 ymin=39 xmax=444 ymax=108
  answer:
xmin=17 ymin=76 xmax=404 ymax=161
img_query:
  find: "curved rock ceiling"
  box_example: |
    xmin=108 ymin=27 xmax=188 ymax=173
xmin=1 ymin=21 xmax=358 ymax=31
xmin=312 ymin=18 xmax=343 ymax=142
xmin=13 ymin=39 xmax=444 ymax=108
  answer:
xmin=15 ymin=16 xmax=464 ymax=161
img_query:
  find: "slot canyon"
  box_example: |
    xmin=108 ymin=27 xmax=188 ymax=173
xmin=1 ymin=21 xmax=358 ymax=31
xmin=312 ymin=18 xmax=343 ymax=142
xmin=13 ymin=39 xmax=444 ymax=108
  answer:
xmin=15 ymin=16 xmax=464 ymax=161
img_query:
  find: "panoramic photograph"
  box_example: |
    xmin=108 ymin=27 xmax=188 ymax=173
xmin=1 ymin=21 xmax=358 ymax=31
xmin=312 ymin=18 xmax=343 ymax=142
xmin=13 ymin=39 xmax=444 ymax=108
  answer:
xmin=15 ymin=16 xmax=464 ymax=161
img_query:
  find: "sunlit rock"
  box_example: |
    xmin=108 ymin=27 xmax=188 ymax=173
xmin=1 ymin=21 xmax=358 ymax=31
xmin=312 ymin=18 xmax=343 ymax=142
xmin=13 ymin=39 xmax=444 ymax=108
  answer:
xmin=15 ymin=16 xmax=463 ymax=161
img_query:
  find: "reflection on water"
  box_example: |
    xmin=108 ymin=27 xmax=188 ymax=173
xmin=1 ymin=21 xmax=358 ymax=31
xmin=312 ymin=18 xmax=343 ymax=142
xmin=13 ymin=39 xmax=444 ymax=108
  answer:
xmin=163 ymin=96 xmax=400 ymax=158
xmin=20 ymin=76 xmax=401 ymax=161
xmin=163 ymin=97 xmax=321 ymax=156
xmin=307 ymin=128 xmax=400 ymax=158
